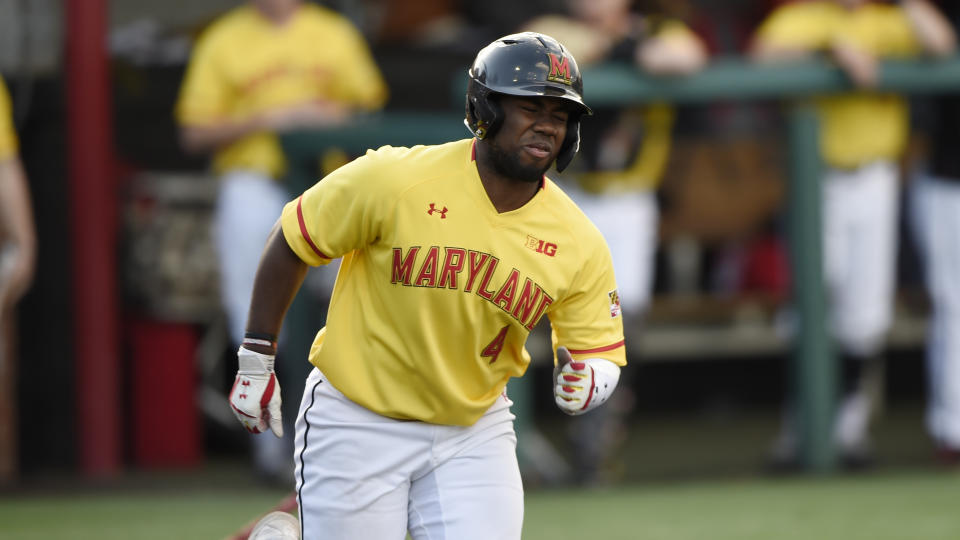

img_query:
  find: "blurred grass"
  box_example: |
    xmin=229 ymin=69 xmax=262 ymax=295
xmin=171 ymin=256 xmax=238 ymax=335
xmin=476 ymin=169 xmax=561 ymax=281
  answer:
xmin=0 ymin=489 xmax=289 ymax=540
xmin=523 ymin=470 xmax=960 ymax=540
xmin=1 ymin=469 xmax=958 ymax=539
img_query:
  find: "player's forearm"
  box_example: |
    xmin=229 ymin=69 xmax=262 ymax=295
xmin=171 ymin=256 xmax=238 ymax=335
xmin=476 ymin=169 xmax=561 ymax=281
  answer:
xmin=749 ymin=40 xmax=817 ymax=64
xmin=831 ymin=39 xmax=878 ymax=88
xmin=0 ymin=157 xmax=36 ymax=296
xmin=178 ymin=116 xmax=264 ymax=155
xmin=902 ymin=0 xmax=957 ymax=57
xmin=243 ymin=220 xmax=309 ymax=354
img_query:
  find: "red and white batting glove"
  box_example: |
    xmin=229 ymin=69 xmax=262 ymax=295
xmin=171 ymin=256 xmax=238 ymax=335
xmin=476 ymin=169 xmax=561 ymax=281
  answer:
xmin=554 ymin=346 xmax=621 ymax=415
xmin=229 ymin=347 xmax=283 ymax=437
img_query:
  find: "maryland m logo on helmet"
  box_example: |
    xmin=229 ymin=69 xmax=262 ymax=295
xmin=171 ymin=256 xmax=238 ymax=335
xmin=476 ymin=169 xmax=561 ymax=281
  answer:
xmin=547 ymin=53 xmax=573 ymax=85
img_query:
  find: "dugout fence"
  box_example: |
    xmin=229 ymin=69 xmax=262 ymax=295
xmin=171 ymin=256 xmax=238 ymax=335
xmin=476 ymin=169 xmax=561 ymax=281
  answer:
xmin=280 ymin=55 xmax=960 ymax=473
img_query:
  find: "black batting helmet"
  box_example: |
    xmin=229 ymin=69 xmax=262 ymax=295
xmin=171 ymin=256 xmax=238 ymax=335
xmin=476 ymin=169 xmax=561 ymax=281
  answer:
xmin=465 ymin=32 xmax=592 ymax=173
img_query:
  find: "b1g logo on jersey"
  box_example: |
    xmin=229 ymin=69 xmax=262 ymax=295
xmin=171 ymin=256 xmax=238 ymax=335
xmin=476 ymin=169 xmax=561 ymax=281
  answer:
xmin=608 ymin=289 xmax=622 ymax=318
xmin=525 ymin=235 xmax=557 ymax=257
xmin=546 ymin=53 xmax=572 ymax=85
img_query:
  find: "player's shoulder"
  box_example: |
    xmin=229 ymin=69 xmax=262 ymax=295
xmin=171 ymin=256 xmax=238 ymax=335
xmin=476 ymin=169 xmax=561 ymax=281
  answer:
xmin=331 ymin=138 xmax=474 ymax=190
xmin=357 ymin=138 xmax=474 ymax=172
xmin=194 ymin=5 xmax=259 ymax=45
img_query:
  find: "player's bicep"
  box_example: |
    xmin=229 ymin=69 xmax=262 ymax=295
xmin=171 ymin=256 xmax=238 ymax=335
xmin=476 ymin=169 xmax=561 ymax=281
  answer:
xmin=280 ymin=154 xmax=389 ymax=265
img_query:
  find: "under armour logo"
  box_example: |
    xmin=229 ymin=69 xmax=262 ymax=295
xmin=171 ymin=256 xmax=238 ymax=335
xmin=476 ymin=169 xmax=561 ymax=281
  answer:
xmin=241 ymin=381 xmax=251 ymax=386
xmin=427 ymin=203 xmax=448 ymax=219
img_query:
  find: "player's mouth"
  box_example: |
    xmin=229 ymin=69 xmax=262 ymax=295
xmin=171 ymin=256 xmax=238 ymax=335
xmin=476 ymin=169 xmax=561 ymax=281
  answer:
xmin=523 ymin=142 xmax=552 ymax=159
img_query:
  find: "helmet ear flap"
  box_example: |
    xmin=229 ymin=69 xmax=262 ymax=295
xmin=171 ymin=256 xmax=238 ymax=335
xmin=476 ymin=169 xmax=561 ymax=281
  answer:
xmin=555 ymin=118 xmax=581 ymax=173
xmin=465 ymin=79 xmax=503 ymax=140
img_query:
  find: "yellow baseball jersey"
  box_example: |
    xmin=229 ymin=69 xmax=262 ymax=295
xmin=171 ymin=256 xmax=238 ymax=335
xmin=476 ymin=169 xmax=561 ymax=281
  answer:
xmin=755 ymin=1 xmax=922 ymax=168
xmin=175 ymin=4 xmax=387 ymax=178
xmin=281 ymin=139 xmax=627 ymax=426
xmin=0 ymin=77 xmax=17 ymax=162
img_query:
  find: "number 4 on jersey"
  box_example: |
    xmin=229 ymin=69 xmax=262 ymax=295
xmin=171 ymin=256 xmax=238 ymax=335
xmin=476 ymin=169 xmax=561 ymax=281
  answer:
xmin=481 ymin=325 xmax=509 ymax=364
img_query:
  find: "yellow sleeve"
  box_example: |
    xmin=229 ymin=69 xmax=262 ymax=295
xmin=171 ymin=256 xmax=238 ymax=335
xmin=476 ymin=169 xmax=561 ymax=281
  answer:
xmin=175 ymin=27 xmax=233 ymax=126
xmin=871 ymin=7 xmax=921 ymax=57
xmin=326 ymin=20 xmax=388 ymax=110
xmin=281 ymin=147 xmax=397 ymax=265
xmin=548 ymin=230 xmax=627 ymax=367
xmin=0 ymin=77 xmax=18 ymax=161
xmin=754 ymin=2 xmax=839 ymax=50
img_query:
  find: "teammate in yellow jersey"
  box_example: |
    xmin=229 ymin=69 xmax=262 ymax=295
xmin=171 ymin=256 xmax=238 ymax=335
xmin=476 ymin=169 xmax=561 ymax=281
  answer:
xmin=0 ymin=75 xmax=35 ymax=485
xmin=229 ymin=32 xmax=626 ymax=539
xmin=175 ymin=0 xmax=387 ymax=483
xmin=750 ymin=0 xmax=955 ymax=468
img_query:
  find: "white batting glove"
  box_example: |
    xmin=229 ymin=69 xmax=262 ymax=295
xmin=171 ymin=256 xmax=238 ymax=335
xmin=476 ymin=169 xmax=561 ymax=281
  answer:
xmin=554 ymin=346 xmax=621 ymax=415
xmin=229 ymin=347 xmax=283 ymax=437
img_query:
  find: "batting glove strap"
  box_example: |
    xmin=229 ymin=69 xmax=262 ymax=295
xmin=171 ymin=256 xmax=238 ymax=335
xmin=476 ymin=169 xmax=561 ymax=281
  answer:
xmin=237 ymin=347 xmax=275 ymax=374
xmin=554 ymin=357 xmax=621 ymax=415
xmin=230 ymin=347 xmax=283 ymax=437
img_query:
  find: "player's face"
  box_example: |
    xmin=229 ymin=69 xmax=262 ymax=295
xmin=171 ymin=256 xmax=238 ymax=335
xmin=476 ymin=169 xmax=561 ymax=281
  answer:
xmin=489 ymin=96 xmax=570 ymax=183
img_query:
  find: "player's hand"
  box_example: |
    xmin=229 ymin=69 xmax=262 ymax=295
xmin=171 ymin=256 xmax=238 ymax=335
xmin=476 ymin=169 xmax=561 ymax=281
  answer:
xmin=554 ymin=346 xmax=621 ymax=415
xmin=229 ymin=347 xmax=283 ymax=437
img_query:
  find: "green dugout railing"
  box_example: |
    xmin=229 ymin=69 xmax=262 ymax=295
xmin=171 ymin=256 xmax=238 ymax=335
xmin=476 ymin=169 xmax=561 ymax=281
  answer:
xmin=281 ymin=55 xmax=960 ymax=473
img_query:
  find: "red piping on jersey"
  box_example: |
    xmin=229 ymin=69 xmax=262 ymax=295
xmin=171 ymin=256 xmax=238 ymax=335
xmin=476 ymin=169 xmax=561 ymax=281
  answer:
xmin=567 ymin=340 xmax=625 ymax=355
xmin=297 ymin=195 xmax=330 ymax=259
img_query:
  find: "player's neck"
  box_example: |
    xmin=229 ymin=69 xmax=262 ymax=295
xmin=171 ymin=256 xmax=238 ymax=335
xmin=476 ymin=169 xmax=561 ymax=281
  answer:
xmin=253 ymin=2 xmax=300 ymax=26
xmin=475 ymin=144 xmax=541 ymax=213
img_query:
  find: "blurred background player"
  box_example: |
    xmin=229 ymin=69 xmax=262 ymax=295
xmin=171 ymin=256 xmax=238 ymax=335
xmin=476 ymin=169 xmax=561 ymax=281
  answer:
xmin=521 ymin=0 xmax=706 ymax=485
xmin=228 ymin=32 xmax=626 ymax=538
xmin=750 ymin=0 xmax=955 ymax=467
xmin=909 ymin=2 xmax=960 ymax=466
xmin=0 ymin=74 xmax=36 ymax=485
xmin=174 ymin=0 xmax=388 ymax=484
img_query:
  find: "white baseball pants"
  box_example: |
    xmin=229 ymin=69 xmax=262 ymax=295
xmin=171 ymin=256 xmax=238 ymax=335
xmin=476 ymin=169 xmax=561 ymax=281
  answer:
xmin=212 ymin=170 xmax=289 ymax=346
xmin=911 ymin=174 xmax=960 ymax=447
xmin=822 ymin=161 xmax=899 ymax=357
xmin=294 ymin=368 xmax=523 ymax=540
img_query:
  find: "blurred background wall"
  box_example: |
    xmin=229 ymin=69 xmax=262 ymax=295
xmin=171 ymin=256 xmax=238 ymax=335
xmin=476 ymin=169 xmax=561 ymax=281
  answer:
xmin=0 ymin=0 xmax=948 ymax=483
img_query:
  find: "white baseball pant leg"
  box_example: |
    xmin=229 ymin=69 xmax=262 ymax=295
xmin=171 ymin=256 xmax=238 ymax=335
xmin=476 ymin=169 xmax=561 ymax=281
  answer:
xmin=822 ymin=161 xmax=899 ymax=357
xmin=911 ymin=174 xmax=960 ymax=448
xmin=212 ymin=169 xmax=291 ymax=477
xmin=566 ymin=187 xmax=658 ymax=315
xmin=295 ymin=368 xmax=523 ymax=540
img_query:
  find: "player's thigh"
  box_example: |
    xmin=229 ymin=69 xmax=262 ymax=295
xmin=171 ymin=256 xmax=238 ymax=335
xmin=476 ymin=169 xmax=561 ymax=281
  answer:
xmin=407 ymin=430 xmax=523 ymax=540
xmin=295 ymin=369 xmax=427 ymax=540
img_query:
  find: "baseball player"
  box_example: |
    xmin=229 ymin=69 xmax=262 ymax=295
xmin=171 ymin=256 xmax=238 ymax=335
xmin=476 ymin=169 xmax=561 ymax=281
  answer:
xmin=175 ymin=0 xmax=387 ymax=482
xmin=909 ymin=4 xmax=960 ymax=465
xmin=229 ymin=32 xmax=627 ymax=539
xmin=0 ymin=74 xmax=35 ymax=484
xmin=751 ymin=0 xmax=955 ymax=466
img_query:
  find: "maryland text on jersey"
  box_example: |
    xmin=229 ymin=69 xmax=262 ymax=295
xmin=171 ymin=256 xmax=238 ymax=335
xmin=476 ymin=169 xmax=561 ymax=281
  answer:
xmin=392 ymin=246 xmax=553 ymax=331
